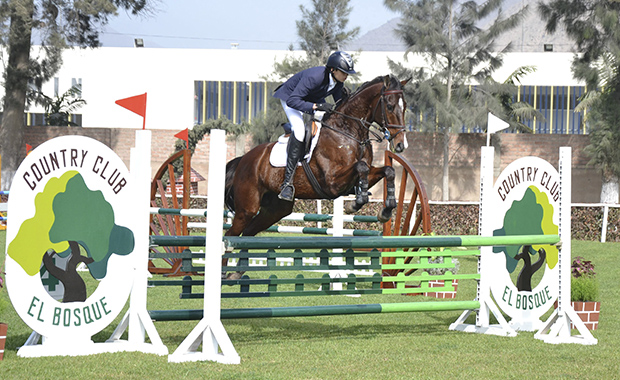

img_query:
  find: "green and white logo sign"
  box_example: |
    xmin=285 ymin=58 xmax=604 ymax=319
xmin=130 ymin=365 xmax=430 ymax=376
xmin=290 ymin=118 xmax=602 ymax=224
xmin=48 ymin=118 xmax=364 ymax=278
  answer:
xmin=5 ymin=136 xmax=136 ymax=341
xmin=488 ymin=157 xmax=560 ymax=330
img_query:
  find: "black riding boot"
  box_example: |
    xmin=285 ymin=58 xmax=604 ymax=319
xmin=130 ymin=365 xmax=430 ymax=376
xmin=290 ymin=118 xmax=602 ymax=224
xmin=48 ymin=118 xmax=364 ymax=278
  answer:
xmin=278 ymin=136 xmax=305 ymax=201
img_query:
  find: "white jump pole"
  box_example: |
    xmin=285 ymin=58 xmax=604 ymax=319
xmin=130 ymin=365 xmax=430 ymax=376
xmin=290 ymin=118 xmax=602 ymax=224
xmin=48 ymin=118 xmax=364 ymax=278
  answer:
xmin=106 ymin=129 xmax=168 ymax=354
xmin=168 ymin=129 xmax=240 ymax=364
xmin=449 ymin=146 xmax=516 ymax=337
xmin=535 ymin=147 xmax=597 ymax=345
xmin=330 ymin=197 xmax=346 ymax=291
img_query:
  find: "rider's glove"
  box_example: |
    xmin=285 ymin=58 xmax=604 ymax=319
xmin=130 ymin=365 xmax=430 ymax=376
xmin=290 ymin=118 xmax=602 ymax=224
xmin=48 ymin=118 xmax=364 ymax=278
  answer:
xmin=315 ymin=103 xmax=335 ymax=113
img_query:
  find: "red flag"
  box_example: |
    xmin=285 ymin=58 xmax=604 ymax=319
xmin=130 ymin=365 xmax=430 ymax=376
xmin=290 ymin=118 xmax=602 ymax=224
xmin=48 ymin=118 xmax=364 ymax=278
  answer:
xmin=174 ymin=128 xmax=189 ymax=149
xmin=26 ymin=143 xmax=33 ymax=155
xmin=115 ymin=93 xmax=147 ymax=129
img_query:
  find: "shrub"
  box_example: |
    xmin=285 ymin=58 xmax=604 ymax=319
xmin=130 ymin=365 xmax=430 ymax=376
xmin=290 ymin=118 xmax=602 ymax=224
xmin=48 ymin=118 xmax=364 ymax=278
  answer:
xmin=571 ymin=256 xmax=599 ymax=302
xmin=571 ymin=276 xmax=599 ymax=302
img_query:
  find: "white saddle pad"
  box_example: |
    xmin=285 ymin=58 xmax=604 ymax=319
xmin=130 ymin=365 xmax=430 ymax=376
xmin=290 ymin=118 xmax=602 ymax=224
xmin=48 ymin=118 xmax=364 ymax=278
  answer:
xmin=269 ymin=123 xmax=322 ymax=167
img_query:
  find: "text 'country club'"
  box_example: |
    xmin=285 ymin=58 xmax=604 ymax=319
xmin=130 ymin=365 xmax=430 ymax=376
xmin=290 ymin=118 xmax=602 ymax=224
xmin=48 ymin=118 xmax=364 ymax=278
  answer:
xmin=22 ymin=148 xmax=127 ymax=194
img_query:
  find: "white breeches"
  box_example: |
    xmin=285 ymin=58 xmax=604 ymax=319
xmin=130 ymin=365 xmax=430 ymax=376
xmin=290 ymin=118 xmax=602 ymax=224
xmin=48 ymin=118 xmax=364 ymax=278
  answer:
xmin=280 ymin=99 xmax=305 ymax=142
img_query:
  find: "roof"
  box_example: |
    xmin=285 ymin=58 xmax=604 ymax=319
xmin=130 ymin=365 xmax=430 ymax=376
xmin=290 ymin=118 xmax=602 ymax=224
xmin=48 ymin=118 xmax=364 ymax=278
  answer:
xmin=344 ymin=0 xmax=577 ymax=53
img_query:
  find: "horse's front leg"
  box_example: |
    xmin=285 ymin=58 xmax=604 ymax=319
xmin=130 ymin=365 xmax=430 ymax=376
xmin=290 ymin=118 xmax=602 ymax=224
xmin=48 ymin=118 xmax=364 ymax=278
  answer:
xmin=368 ymin=165 xmax=396 ymax=223
xmin=344 ymin=161 xmax=370 ymax=214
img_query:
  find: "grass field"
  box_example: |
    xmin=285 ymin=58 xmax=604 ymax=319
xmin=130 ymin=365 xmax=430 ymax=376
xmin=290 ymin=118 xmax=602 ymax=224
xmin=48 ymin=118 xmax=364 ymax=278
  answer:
xmin=1 ymin=231 xmax=618 ymax=380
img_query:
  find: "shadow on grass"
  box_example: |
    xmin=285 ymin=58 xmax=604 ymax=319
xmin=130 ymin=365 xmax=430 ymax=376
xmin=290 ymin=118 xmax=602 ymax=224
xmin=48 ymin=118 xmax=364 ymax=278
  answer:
xmin=221 ymin=313 xmax=461 ymax=344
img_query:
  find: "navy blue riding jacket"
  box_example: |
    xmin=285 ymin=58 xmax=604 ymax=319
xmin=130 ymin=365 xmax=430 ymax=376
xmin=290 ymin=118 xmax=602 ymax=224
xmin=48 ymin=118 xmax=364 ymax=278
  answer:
xmin=273 ymin=66 xmax=344 ymax=114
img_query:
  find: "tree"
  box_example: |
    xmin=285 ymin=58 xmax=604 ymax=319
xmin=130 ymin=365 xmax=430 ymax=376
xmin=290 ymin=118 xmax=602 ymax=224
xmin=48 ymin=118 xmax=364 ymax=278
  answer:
xmin=583 ymin=73 xmax=620 ymax=203
xmin=39 ymin=84 xmax=86 ymax=126
xmin=538 ymin=0 xmax=620 ymax=203
xmin=495 ymin=65 xmax=545 ymax=133
xmin=244 ymin=95 xmax=288 ymax=145
xmin=174 ymin=118 xmax=248 ymax=154
xmin=384 ymin=0 xmax=526 ymax=200
xmin=270 ymin=0 xmax=360 ymax=81
xmin=0 ymin=0 xmax=153 ymax=190
xmin=253 ymin=0 xmax=359 ymax=144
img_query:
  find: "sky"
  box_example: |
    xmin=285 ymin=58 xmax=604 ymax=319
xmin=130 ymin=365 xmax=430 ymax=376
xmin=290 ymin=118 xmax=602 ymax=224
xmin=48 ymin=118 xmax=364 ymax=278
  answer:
xmin=101 ymin=0 xmax=399 ymax=50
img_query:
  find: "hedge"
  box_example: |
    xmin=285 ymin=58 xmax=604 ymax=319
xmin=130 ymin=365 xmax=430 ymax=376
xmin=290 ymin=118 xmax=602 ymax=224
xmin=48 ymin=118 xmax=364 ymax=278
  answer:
xmin=143 ymin=196 xmax=618 ymax=242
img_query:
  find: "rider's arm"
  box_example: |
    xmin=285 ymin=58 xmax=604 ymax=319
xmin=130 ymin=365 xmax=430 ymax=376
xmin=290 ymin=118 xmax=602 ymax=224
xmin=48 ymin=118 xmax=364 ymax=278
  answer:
xmin=286 ymin=71 xmax=324 ymax=114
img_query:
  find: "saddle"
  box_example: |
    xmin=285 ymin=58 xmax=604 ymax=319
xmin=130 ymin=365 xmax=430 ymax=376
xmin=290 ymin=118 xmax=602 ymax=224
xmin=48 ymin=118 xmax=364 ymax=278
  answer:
xmin=269 ymin=120 xmax=320 ymax=168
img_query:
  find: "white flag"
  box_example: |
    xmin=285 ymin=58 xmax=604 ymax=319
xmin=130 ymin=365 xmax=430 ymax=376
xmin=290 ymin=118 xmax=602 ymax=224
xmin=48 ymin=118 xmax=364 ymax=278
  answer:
xmin=487 ymin=113 xmax=509 ymax=134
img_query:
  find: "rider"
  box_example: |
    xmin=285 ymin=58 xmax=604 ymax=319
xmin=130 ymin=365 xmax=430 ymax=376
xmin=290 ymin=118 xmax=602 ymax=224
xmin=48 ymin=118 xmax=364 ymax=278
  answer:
xmin=273 ymin=50 xmax=356 ymax=202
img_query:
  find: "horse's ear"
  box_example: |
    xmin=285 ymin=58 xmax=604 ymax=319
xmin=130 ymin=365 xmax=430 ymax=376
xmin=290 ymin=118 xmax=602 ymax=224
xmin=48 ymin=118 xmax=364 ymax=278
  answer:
xmin=400 ymin=77 xmax=412 ymax=87
xmin=383 ymin=75 xmax=391 ymax=87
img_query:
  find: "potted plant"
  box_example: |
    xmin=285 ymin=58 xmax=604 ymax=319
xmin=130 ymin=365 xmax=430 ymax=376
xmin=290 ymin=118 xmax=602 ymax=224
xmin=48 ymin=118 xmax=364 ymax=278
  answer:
xmin=0 ymin=271 xmax=7 ymax=360
xmin=569 ymin=256 xmax=600 ymax=330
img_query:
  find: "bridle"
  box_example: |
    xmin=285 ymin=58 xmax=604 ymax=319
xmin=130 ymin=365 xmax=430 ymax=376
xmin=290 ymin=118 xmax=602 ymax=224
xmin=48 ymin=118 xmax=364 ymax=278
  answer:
xmin=370 ymin=87 xmax=407 ymax=142
xmin=320 ymin=84 xmax=408 ymax=148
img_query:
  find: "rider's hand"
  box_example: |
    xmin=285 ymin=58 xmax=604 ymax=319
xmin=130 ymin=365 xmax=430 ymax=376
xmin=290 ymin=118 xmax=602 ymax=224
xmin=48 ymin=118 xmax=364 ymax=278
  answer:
xmin=315 ymin=103 xmax=335 ymax=113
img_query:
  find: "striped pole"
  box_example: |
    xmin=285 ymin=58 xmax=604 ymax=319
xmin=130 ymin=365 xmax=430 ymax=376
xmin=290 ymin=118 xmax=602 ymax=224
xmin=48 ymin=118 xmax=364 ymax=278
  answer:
xmin=189 ymin=223 xmax=381 ymax=236
xmin=149 ymin=207 xmax=380 ymax=223
xmin=151 ymin=207 xmax=381 ymax=237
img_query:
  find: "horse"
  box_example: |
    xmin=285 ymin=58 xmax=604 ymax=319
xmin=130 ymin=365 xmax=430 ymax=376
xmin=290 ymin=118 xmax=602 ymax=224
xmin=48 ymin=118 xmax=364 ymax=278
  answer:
xmin=224 ymin=74 xmax=410 ymax=239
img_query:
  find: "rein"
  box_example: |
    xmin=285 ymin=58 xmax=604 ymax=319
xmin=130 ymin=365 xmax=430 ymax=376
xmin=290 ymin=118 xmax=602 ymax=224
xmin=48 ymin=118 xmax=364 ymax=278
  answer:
xmin=317 ymin=86 xmax=406 ymax=147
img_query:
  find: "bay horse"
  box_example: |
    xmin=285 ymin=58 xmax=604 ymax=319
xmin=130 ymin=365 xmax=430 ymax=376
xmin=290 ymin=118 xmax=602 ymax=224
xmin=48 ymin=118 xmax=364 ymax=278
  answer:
xmin=224 ymin=74 xmax=410 ymax=238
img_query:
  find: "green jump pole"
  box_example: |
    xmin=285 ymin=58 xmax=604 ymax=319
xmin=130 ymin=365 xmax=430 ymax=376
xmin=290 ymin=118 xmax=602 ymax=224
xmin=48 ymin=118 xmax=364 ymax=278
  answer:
xmin=149 ymin=301 xmax=481 ymax=321
xmin=222 ymin=234 xmax=560 ymax=250
xmin=150 ymin=235 xmax=206 ymax=247
xmin=150 ymin=234 xmax=559 ymax=249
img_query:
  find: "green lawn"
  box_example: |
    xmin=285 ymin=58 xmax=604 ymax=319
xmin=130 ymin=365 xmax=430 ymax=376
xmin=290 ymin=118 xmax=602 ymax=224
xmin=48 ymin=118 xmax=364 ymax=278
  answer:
xmin=1 ymin=232 xmax=618 ymax=380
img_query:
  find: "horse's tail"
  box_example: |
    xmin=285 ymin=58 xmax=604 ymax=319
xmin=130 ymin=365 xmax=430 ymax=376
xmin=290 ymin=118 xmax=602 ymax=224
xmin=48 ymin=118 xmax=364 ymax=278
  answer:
xmin=224 ymin=157 xmax=242 ymax=212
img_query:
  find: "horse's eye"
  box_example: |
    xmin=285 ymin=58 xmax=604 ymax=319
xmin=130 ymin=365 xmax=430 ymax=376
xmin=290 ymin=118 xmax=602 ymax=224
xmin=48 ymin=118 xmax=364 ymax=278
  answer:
xmin=387 ymin=104 xmax=394 ymax=111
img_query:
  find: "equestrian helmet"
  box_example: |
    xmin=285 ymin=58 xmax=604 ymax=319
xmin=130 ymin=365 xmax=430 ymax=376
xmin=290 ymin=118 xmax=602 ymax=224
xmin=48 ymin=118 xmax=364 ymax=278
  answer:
xmin=326 ymin=51 xmax=356 ymax=75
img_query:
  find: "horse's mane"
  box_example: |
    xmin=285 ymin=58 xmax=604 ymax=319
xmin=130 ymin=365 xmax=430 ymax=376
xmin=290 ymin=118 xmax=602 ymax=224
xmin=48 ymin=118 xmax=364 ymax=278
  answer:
xmin=350 ymin=75 xmax=399 ymax=98
xmin=338 ymin=75 xmax=397 ymax=106
xmin=333 ymin=75 xmax=398 ymax=115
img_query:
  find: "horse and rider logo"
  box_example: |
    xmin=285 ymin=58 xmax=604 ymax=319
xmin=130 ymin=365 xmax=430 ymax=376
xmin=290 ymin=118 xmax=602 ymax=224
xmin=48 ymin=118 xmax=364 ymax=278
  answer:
xmin=5 ymin=136 xmax=136 ymax=340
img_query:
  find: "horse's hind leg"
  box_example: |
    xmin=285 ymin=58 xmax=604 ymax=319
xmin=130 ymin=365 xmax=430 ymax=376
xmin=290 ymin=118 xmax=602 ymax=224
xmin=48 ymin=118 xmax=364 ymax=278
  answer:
xmin=242 ymin=192 xmax=294 ymax=236
xmin=223 ymin=193 xmax=293 ymax=280
xmin=223 ymin=187 xmax=262 ymax=279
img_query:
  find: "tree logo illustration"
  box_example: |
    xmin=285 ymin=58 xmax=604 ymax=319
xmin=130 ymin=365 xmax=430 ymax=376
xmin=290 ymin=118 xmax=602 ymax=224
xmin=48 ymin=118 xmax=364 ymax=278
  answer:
xmin=8 ymin=170 xmax=134 ymax=302
xmin=492 ymin=186 xmax=559 ymax=291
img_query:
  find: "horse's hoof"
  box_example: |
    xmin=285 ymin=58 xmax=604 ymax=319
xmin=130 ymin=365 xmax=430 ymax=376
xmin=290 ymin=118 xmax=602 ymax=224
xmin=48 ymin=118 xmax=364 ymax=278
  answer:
xmin=225 ymin=271 xmax=246 ymax=280
xmin=377 ymin=208 xmax=393 ymax=223
xmin=344 ymin=203 xmax=357 ymax=214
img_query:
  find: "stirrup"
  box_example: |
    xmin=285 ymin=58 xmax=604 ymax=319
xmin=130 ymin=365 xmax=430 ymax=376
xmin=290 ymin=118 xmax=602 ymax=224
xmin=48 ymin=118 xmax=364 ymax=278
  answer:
xmin=278 ymin=184 xmax=295 ymax=202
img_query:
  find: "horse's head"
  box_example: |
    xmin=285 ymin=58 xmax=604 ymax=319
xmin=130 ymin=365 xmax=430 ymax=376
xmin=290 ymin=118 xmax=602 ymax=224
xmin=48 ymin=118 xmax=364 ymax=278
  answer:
xmin=369 ymin=75 xmax=410 ymax=153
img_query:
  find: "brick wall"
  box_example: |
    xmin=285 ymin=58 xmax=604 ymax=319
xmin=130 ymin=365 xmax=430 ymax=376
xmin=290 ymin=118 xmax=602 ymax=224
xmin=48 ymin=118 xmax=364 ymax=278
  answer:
xmin=391 ymin=132 xmax=600 ymax=202
xmin=23 ymin=127 xmax=603 ymax=202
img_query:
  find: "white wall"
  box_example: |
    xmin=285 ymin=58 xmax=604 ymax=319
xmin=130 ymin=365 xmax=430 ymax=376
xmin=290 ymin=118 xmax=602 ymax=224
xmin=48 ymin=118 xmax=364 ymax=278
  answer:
xmin=9 ymin=47 xmax=583 ymax=130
